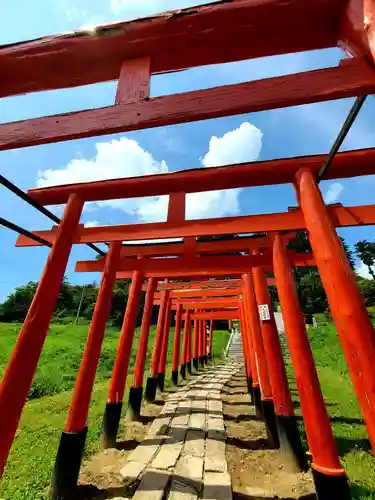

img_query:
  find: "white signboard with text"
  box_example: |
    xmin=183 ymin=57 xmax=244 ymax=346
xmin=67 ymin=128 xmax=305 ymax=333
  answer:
xmin=258 ymin=304 xmax=271 ymax=321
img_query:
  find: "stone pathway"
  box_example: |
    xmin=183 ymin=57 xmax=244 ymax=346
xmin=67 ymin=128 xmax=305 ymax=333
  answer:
xmin=119 ymin=362 xmax=241 ymax=499
xmin=226 ymin=328 xmax=243 ymax=361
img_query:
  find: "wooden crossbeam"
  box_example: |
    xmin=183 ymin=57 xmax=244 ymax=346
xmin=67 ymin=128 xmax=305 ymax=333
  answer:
xmin=0 ymin=0 xmax=343 ymax=98
xmin=1 ymin=60 xmax=374 ymax=151
xmin=155 ymin=289 xmax=242 ymax=298
xmin=142 ymin=278 xmax=276 ymax=290
xmin=187 ymin=311 xmax=240 ymax=321
xmin=16 ymin=205 xmax=375 ymax=247
xmin=75 ymin=251 xmax=314 ymax=274
xmin=25 ymin=147 xmax=375 ymax=205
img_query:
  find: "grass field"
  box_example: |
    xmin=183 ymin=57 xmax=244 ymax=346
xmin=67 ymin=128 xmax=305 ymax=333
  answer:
xmin=284 ymin=320 xmax=375 ymax=500
xmin=0 ymin=321 xmax=230 ymax=499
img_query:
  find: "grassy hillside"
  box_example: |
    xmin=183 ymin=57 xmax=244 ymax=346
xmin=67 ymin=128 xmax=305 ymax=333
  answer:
xmin=0 ymin=322 xmax=230 ymax=499
xmin=284 ymin=321 xmax=375 ymax=500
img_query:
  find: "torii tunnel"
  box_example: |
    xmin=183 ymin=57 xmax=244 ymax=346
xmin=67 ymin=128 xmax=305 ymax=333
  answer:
xmin=1 ymin=0 xmax=375 ymax=498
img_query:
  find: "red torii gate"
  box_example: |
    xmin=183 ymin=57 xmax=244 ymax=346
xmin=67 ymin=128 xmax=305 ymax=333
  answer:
xmin=0 ymin=0 xmax=374 ymax=498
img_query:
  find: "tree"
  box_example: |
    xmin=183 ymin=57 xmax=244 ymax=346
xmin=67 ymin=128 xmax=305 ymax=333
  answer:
xmin=355 ymin=240 xmax=375 ymax=280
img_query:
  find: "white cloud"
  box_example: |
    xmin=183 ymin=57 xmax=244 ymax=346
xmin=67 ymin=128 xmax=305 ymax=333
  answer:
xmin=84 ymin=220 xmax=100 ymax=228
xmin=37 ymin=121 xmax=262 ymax=227
xmin=324 ymin=182 xmax=344 ymax=204
xmin=356 ymin=261 xmax=375 ymax=279
xmin=202 ymin=122 xmax=263 ymax=168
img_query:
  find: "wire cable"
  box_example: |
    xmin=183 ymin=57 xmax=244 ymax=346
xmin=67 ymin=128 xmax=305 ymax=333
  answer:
xmin=0 ymin=175 xmax=106 ymax=256
xmin=0 ymin=216 xmax=52 ymax=247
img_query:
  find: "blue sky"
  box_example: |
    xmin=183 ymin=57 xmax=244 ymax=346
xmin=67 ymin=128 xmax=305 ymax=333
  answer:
xmin=1 ymin=0 xmax=375 ymax=301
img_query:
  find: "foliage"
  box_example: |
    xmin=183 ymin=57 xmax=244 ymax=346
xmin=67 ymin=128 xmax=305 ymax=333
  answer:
xmin=0 ymin=277 xmax=143 ymax=327
xmin=355 ymin=240 xmax=375 ymax=280
xmin=0 ymin=322 xmax=230 ymax=499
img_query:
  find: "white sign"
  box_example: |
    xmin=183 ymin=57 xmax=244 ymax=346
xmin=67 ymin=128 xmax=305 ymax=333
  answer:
xmin=258 ymin=304 xmax=271 ymax=321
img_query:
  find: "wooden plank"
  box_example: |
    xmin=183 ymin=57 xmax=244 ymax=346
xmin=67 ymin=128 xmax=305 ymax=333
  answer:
xmin=115 ymin=57 xmax=151 ymax=105
xmin=339 ymin=0 xmax=375 ymax=63
xmin=27 ymin=146 xmax=375 ymax=205
xmin=159 ymin=289 xmax=243 ymax=298
xmin=142 ymin=278 xmax=276 ymax=290
xmin=15 ymin=205 xmax=375 ymax=247
xmin=74 ymin=251 xmax=315 ymax=274
xmin=1 ymin=59 xmax=374 ymax=151
xmin=116 ymin=269 xmax=273 ymax=279
xmin=0 ymin=0 xmax=342 ymax=98
xmin=189 ymin=312 xmax=240 ymax=320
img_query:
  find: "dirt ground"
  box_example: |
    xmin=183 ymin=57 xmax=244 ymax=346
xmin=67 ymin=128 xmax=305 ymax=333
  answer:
xmin=77 ymin=387 xmax=176 ymax=499
xmin=223 ymin=370 xmax=315 ymax=500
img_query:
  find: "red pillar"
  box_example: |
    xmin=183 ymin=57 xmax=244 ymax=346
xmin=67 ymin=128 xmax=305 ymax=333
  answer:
xmin=208 ymin=320 xmax=214 ymax=361
xmin=181 ymin=310 xmax=192 ymax=378
xmin=171 ymin=303 xmax=183 ymax=385
xmin=253 ymin=266 xmax=306 ymax=471
xmin=51 ymin=241 xmax=121 ymax=498
xmin=296 ymin=167 xmax=375 ymax=452
xmin=101 ymin=270 xmax=144 ymax=448
xmin=145 ymin=290 xmax=169 ymax=401
xmin=199 ymin=320 xmax=204 ymax=366
xmin=239 ymin=300 xmax=253 ymax=381
xmin=157 ymin=297 xmax=172 ymax=392
xmin=186 ymin=313 xmax=192 ymax=374
xmin=127 ymin=277 xmax=156 ymax=420
xmin=273 ymin=233 xmax=350 ymax=496
xmin=193 ymin=317 xmax=200 ymax=370
xmin=0 ymin=194 xmax=83 ymax=478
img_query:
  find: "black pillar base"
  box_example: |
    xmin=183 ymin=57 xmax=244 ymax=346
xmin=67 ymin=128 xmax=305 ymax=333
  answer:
xmin=193 ymin=358 xmax=199 ymax=371
xmin=262 ymin=399 xmax=280 ymax=449
xmin=127 ymin=386 xmax=143 ymax=421
xmin=204 ymin=355 xmax=208 ymax=365
xmin=145 ymin=376 xmax=158 ymax=402
xmin=50 ymin=427 xmax=88 ymax=500
xmin=253 ymin=386 xmax=263 ymax=418
xmin=172 ymin=370 xmax=179 ymax=385
xmin=312 ymin=468 xmax=351 ymax=500
xmin=276 ymin=414 xmax=308 ymax=472
xmin=246 ymin=377 xmax=254 ymax=405
xmin=101 ymin=402 xmax=122 ymax=449
xmin=199 ymin=356 xmax=204 ymax=367
xmin=180 ymin=364 xmax=186 ymax=379
xmin=157 ymin=372 xmax=165 ymax=392
xmin=187 ymin=361 xmax=192 ymax=374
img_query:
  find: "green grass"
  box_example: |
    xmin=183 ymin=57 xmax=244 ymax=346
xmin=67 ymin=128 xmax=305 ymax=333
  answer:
xmin=284 ymin=322 xmax=375 ymax=499
xmin=0 ymin=321 xmax=230 ymax=499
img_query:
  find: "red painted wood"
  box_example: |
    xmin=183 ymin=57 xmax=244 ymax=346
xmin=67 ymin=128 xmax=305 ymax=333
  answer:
xmin=172 ymin=303 xmax=183 ymax=373
xmin=296 ymin=168 xmax=375 ymax=450
xmin=193 ymin=318 xmax=200 ymax=361
xmin=115 ymin=57 xmax=150 ymax=105
xmin=186 ymin=313 xmax=192 ymax=363
xmin=158 ymin=298 xmax=172 ymax=376
xmin=179 ymin=301 xmax=239 ymax=310
xmin=149 ymin=290 xmax=169 ymax=377
xmin=65 ymin=241 xmax=122 ymax=433
xmin=20 ymin=205 xmax=375 ymax=248
xmin=25 ymin=147 xmax=375 ymax=206
xmin=2 ymin=60 xmax=374 ymax=151
xmin=242 ymin=274 xmax=272 ymax=398
xmin=188 ymin=311 xmax=240 ymax=320
xmin=239 ymin=300 xmax=253 ymax=381
xmin=165 ymin=289 xmax=242 ymax=298
xmin=107 ymin=270 xmax=144 ymax=403
xmin=181 ymin=310 xmax=191 ymax=366
xmin=252 ymin=266 xmax=295 ymax=416
xmin=147 ymin=278 xmax=276 ymax=290
xmin=0 ymin=194 xmax=83 ymax=477
xmin=132 ymin=278 xmax=156 ymax=388
xmin=198 ymin=320 xmax=204 ymax=359
xmin=339 ymin=0 xmax=375 ymax=64
xmin=0 ymin=0 xmax=342 ymax=98
xmin=208 ymin=320 xmax=214 ymax=358
xmin=167 ymin=192 xmax=186 ymax=224
xmin=273 ymin=233 xmax=343 ymax=474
